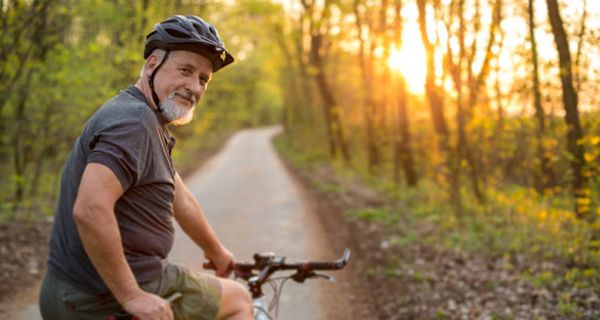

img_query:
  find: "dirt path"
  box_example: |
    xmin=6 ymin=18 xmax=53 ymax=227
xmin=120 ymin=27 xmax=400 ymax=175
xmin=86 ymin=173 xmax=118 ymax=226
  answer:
xmin=169 ymin=126 xmax=354 ymax=319
xmin=7 ymin=126 xmax=359 ymax=319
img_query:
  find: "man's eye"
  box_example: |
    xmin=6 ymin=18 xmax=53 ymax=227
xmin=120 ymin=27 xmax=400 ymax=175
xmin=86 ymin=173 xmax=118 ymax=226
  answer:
xmin=180 ymin=68 xmax=191 ymax=75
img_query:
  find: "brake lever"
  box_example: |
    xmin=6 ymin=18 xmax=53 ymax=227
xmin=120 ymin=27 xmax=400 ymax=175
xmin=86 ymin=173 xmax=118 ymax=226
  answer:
xmin=291 ymin=271 xmax=310 ymax=283
xmin=291 ymin=271 xmax=336 ymax=283
xmin=313 ymin=272 xmax=336 ymax=282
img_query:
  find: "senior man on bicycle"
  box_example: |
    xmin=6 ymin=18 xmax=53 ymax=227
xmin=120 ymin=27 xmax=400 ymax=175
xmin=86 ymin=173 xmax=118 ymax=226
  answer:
xmin=39 ymin=15 xmax=253 ymax=320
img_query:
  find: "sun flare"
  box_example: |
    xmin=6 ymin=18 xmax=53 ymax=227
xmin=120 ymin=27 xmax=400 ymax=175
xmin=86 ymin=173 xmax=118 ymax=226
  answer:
xmin=387 ymin=26 xmax=427 ymax=94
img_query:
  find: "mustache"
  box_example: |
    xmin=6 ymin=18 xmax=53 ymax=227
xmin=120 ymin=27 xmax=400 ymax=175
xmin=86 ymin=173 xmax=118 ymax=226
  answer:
xmin=173 ymin=92 xmax=196 ymax=104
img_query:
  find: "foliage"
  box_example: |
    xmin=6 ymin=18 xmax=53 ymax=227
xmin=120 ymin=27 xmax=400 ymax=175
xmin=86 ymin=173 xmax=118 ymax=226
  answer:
xmin=271 ymin=0 xmax=600 ymax=299
xmin=0 ymin=0 xmax=285 ymax=220
xmin=345 ymin=207 xmax=391 ymax=223
xmin=277 ymin=119 xmax=600 ymax=295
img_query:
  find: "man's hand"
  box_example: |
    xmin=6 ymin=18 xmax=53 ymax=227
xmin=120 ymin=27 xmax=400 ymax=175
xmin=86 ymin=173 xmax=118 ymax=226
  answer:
xmin=122 ymin=290 xmax=174 ymax=320
xmin=206 ymin=245 xmax=235 ymax=278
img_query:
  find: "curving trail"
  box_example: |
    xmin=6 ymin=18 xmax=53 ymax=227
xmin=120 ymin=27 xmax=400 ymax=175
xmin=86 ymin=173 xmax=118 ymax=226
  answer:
xmin=169 ymin=126 xmax=348 ymax=319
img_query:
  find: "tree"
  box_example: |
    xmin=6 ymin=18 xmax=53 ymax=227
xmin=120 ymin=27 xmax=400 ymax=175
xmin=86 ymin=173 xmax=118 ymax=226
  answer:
xmin=416 ymin=0 xmax=459 ymax=205
xmin=353 ymin=0 xmax=381 ymax=172
xmin=528 ymin=0 xmax=554 ymax=193
xmin=300 ymin=0 xmax=350 ymax=161
xmin=545 ymin=0 xmax=589 ymax=218
xmin=0 ymin=0 xmax=72 ymax=214
xmin=392 ymin=0 xmax=417 ymax=186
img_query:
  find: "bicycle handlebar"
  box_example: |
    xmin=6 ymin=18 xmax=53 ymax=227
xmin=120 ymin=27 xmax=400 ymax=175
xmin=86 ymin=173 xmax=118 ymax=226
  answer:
xmin=110 ymin=251 xmax=350 ymax=319
xmin=203 ymin=248 xmax=351 ymax=274
xmin=204 ymin=249 xmax=351 ymax=298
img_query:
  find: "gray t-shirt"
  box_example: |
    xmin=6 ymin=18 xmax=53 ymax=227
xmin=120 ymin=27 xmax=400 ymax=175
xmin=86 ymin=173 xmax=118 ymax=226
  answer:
xmin=47 ymin=86 xmax=177 ymax=294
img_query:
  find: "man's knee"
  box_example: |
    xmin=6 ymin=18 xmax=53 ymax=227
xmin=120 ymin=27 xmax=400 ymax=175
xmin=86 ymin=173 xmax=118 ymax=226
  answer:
xmin=217 ymin=279 xmax=253 ymax=319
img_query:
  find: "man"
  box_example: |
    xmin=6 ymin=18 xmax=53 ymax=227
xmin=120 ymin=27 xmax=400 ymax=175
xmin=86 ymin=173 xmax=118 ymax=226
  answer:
xmin=39 ymin=15 xmax=253 ymax=320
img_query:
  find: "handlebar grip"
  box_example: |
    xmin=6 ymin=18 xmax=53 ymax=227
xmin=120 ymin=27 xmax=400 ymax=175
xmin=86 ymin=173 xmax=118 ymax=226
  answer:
xmin=301 ymin=248 xmax=351 ymax=270
xmin=302 ymin=261 xmax=342 ymax=270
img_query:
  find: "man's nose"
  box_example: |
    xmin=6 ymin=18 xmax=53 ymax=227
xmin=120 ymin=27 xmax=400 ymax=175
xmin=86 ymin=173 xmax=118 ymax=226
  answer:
xmin=187 ymin=78 xmax=204 ymax=96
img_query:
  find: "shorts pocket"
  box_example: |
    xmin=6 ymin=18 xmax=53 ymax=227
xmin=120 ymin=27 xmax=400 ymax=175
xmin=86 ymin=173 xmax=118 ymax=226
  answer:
xmin=62 ymin=289 xmax=119 ymax=313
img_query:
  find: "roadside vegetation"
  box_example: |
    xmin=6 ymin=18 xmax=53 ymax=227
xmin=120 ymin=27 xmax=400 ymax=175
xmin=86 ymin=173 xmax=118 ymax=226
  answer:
xmin=276 ymin=134 xmax=600 ymax=318
xmin=269 ymin=1 xmax=600 ymax=316
xmin=2 ymin=0 xmax=600 ymax=318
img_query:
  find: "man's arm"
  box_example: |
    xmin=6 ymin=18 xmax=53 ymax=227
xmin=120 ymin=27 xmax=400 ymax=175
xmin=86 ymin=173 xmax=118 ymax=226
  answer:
xmin=73 ymin=163 xmax=173 ymax=320
xmin=173 ymin=172 xmax=234 ymax=277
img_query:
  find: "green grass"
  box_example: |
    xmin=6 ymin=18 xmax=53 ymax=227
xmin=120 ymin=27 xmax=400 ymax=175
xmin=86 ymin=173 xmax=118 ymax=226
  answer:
xmin=558 ymin=292 xmax=583 ymax=318
xmin=345 ymin=207 xmax=392 ymax=223
xmin=434 ymin=310 xmax=450 ymax=320
xmin=273 ymin=132 xmax=600 ymax=294
xmin=314 ymin=181 xmax=344 ymax=194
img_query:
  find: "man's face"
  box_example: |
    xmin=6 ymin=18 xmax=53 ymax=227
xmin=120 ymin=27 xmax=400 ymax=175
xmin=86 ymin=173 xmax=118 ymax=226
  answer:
xmin=151 ymin=50 xmax=213 ymax=125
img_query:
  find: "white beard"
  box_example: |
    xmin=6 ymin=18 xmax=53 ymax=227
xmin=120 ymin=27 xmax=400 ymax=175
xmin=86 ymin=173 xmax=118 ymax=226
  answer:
xmin=161 ymin=92 xmax=195 ymax=126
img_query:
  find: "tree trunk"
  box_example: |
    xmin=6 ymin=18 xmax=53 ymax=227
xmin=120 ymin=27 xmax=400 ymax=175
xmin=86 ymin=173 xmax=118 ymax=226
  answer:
xmin=453 ymin=0 xmax=485 ymax=203
xmin=29 ymin=101 xmax=54 ymax=200
xmin=417 ymin=0 xmax=449 ymax=138
xmin=12 ymin=68 xmax=35 ymax=216
xmin=456 ymin=0 xmax=505 ymax=203
xmin=139 ymin=0 xmax=151 ymax=45
xmin=272 ymin=25 xmax=299 ymax=135
xmin=528 ymin=0 xmax=554 ymax=192
xmin=546 ymin=0 xmax=588 ymax=218
xmin=392 ymin=0 xmax=418 ymax=186
xmin=353 ymin=0 xmax=380 ymax=172
xmin=292 ymin=16 xmax=317 ymax=129
xmin=492 ymin=27 xmax=507 ymax=181
xmin=304 ymin=0 xmax=350 ymax=161
xmin=378 ymin=0 xmax=391 ymax=158
xmin=574 ymin=0 xmax=587 ymax=93
xmin=395 ymin=77 xmax=418 ymax=187
xmin=313 ymin=53 xmax=350 ymax=161
xmin=309 ymin=33 xmax=336 ymax=158
xmin=416 ymin=0 xmax=459 ymax=207
xmin=7 ymin=0 xmax=53 ymax=216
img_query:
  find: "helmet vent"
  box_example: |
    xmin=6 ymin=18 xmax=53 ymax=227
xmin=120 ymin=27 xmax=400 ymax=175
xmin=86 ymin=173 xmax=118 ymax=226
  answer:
xmin=165 ymin=28 xmax=190 ymax=39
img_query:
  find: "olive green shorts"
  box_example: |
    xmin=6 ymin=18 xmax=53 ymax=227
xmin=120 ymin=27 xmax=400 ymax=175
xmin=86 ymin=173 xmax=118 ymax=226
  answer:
xmin=40 ymin=263 xmax=222 ymax=320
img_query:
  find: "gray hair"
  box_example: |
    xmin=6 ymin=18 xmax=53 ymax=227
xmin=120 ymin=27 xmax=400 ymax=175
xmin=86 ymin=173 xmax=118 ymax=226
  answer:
xmin=140 ymin=48 xmax=167 ymax=78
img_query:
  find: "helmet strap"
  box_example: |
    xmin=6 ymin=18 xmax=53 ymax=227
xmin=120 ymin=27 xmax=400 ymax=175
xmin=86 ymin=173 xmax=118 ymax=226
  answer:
xmin=148 ymin=50 xmax=170 ymax=113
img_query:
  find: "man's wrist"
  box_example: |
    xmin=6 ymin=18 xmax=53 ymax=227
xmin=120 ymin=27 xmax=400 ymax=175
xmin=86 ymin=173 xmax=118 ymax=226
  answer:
xmin=204 ymin=242 xmax=226 ymax=260
xmin=113 ymin=282 xmax=144 ymax=305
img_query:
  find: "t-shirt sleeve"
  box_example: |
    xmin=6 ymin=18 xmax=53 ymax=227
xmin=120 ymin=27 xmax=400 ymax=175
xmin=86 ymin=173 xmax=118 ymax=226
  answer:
xmin=87 ymin=120 xmax=150 ymax=191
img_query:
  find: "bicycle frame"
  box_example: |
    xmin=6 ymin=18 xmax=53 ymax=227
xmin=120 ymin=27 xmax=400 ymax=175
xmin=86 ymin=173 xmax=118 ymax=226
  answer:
xmin=252 ymin=296 xmax=271 ymax=320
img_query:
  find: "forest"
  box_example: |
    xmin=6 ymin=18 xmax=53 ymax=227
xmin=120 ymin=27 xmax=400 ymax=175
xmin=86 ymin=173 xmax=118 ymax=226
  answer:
xmin=1 ymin=0 xmax=599 ymax=317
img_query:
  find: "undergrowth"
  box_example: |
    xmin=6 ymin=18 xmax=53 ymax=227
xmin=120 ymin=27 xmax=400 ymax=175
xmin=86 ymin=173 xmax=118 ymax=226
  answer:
xmin=274 ymin=133 xmax=600 ymax=294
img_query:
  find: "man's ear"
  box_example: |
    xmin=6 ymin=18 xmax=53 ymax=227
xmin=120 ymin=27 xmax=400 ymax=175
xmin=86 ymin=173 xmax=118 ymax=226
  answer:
xmin=144 ymin=55 xmax=160 ymax=77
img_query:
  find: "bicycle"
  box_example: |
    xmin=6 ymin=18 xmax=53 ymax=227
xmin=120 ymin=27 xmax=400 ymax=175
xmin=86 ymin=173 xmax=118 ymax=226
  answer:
xmin=109 ymin=249 xmax=351 ymax=320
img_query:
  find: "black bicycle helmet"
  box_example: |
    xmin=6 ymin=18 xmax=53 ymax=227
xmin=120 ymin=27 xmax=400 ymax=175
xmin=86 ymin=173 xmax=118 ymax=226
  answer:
xmin=144 ymin=15 xmax=234 ymax=72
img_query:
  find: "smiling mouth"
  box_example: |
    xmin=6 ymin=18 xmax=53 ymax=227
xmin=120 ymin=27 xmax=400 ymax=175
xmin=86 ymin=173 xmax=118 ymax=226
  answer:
xmin=174 ymin=92 xmax=195 ymax=105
